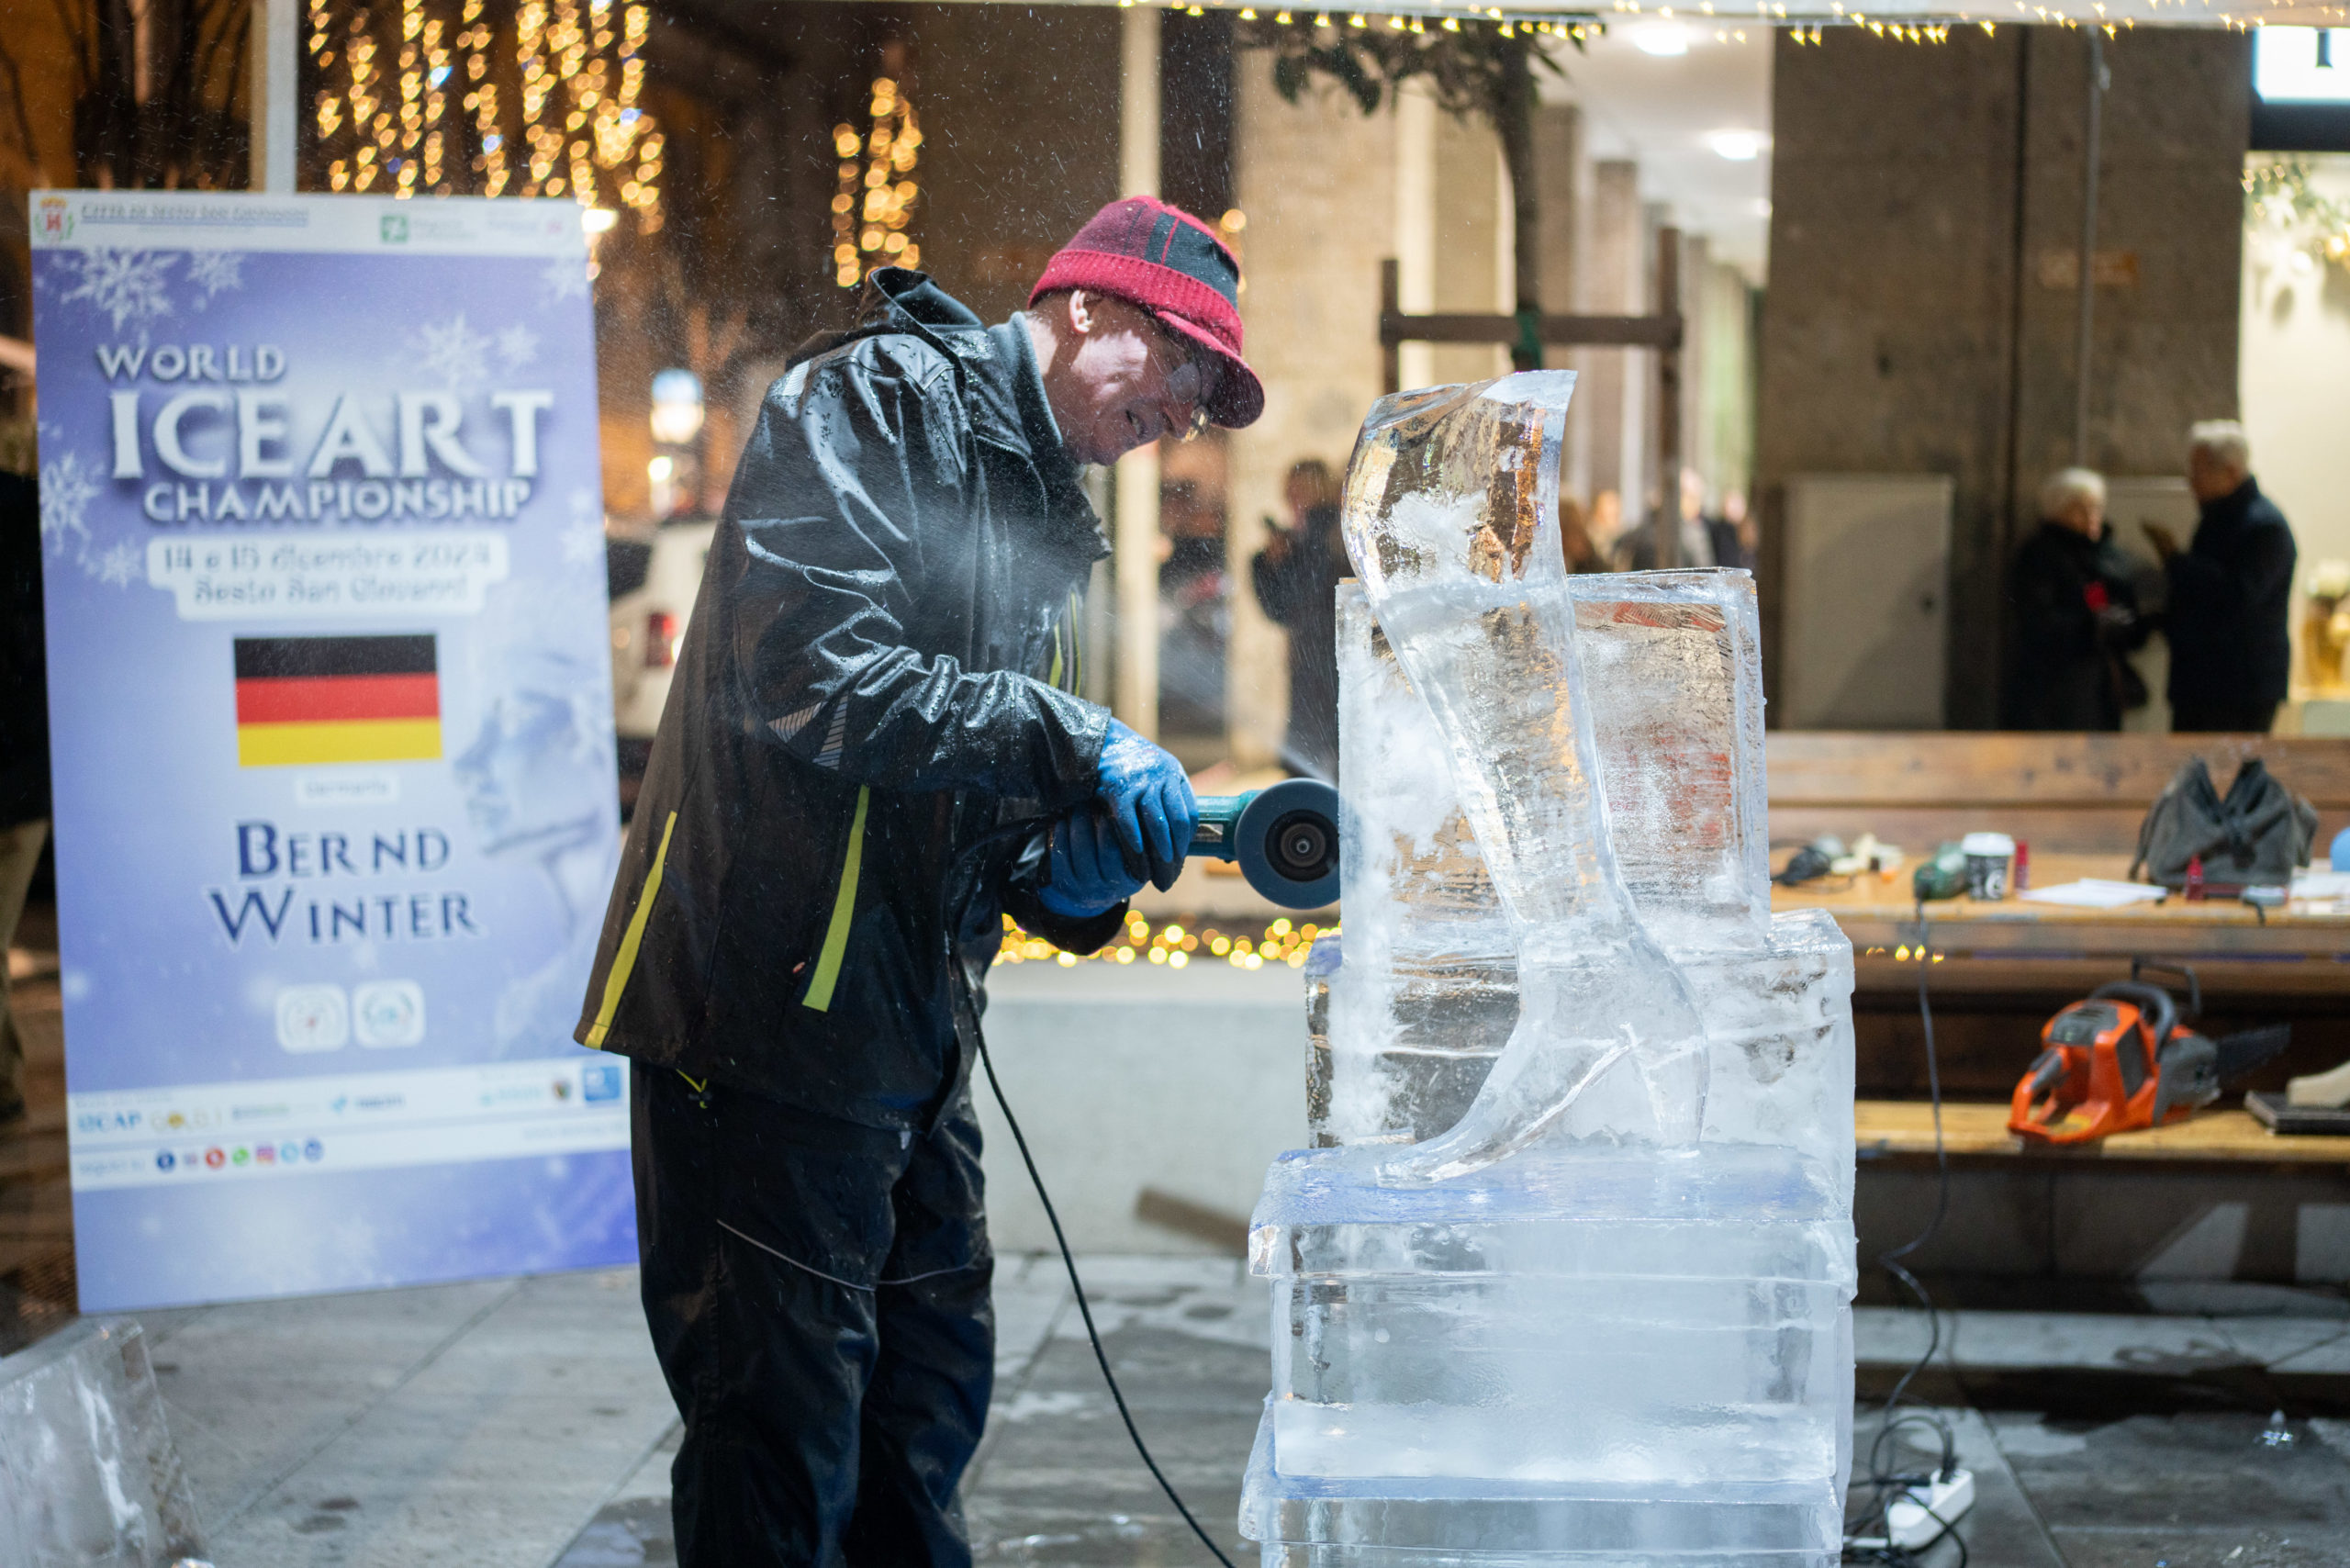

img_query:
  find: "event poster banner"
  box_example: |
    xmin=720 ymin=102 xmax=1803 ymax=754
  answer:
xmin=29 ymin=192 xmax=633 ymax=1310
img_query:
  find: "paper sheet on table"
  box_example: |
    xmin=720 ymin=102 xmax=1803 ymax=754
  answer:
xmin=2018 ymin=879 xmax=2169 ymax=908
xmin=2291 ymin=870 xmax=2350 ymax=902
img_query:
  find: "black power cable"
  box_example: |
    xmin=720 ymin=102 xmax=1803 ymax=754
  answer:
xmin=977 ymin=1032 xmax=1240 ymax=1568
xmin=935 ymin=815 xmax=1238 ymax=1568
xmin=1844 ymin=902 xmax=1965 ymax=1567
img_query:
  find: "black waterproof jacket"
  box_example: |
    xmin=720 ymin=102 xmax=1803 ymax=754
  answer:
xmin=2002 ymin=521 xmax=2148 ymax=731
xmin=576 ymin=270 xmax=1125 ymax=1130
xmin=2167 ymin=477 xmax=2297 ymax=713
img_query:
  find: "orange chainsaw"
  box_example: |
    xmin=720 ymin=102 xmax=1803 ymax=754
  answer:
xmin=2009 ymin=968 xmax=2289 ymax=1145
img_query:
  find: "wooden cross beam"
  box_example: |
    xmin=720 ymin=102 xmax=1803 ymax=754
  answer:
xmin=1374 ymin=230 xmax=1688 ymax=567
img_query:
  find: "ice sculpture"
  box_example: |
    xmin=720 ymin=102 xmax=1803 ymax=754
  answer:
xmin=1338 ymin=376 xmax=1713 ymax=1183
xmin=0 ymin=1318 xmax=208 ymax=1567
xmin=1243 ymin=373 xmax=1856 ymax=1567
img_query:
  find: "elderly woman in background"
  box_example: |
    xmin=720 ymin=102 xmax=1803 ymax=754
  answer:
xmin=2003 ymin=466 xmax=2150 ymax=731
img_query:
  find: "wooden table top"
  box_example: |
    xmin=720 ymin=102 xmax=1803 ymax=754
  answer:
xmin=1855 ymin=1100 xmax=2350 ymax=1163
xmin=1773 ymin=852 xmax=2350 ymax=958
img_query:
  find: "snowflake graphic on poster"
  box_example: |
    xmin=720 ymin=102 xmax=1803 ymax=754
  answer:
xmin=409 ymin=313 xmax=494 ymax=391
xmin=561 ymin=487 xmax=606 ymax=566
xmin=93 ymin=541 xmax=142 ymax=587
xmin=59 ymin=249 xmax=176 ymax=331
xmin=540 ymin=254 xmax=589 ymax=304
xmin=38 ymin=450 xmax=96 ymax=557
xmin=560 ymin=519 xmax=606 ymax=566
xmin=36 ymin=450 xmax=140 ymax=588
xmin=185 ymin=250 xmax=247 ymax=308
xmin=495 ymin=321 xmax=541 ymax=370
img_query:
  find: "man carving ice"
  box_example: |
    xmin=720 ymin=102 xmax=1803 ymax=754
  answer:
xmin=574 ymin=197 xmax=1262 ymax=1565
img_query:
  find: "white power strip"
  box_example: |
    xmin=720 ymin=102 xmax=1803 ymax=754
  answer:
xmin=1847 ymin=1468 xmax=1976 ymax=1553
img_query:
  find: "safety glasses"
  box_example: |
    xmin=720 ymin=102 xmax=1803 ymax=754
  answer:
xmin=1155 ymin=333 xmax=1220 ymax=443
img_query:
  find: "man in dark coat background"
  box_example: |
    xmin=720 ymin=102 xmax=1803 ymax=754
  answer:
xmin=1250 ymin=456 xmax=1346 ymax=780
xmin=576 ymin=197 xmax=1262 ymax=1567
xmin=2003 ymin=467 xmax=2149 ymax=731
xmin=2144 ymin=420 xmax=2298 ymax=734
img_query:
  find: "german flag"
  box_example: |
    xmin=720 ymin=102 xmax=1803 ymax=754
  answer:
xmin=234 ymin=635 xmax=442 ymax=767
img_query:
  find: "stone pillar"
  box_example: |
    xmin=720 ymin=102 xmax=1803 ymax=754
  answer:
xmin=1430 ymin=108 xmax=1507 ymax=386
xmin=1693 ymin=251 xmax=1760 ymax=510
xmin=1535 ymin=102 xmax=1593 ymax=504
xmin=1583 ymin=160 xmax=1642 ymax=521
xmin=1394 ymin=83 xmax=1438 ymax=394
xmin=1755 ymin=26 xmax=2249 ymax=728
xmin=248 ymin=0 xmax=298 ymax=193
xmin=1226 ymin=60 xmax=1398 ymax=770
xmin=1114 ymin=5 xmax=1163 ymax=737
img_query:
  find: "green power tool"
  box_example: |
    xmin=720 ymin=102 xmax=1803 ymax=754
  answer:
xmin=1187 ymin=779 xmax=1340 ymax=909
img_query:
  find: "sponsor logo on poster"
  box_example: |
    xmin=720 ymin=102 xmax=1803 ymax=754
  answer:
xmin=353 ymin=980 xmax=426 ymax=1047
xmin=275 ymin=986 xmax=350 ymax=1053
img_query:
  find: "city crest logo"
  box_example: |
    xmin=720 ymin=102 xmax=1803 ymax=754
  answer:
xmin=36 ymin=196 xmax=71 ymax=241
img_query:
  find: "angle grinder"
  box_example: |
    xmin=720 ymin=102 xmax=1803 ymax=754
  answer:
xmin=1188 ymin=778 xmax=1341 ymax=909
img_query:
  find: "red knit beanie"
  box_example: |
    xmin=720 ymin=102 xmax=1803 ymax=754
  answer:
xmin=1030 ymin=196 xmax=1264 ymax=430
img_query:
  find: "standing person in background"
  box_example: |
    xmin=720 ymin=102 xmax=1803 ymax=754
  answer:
xmin=1586 ymin=491 xmax=1625 ymax=566
xmin=1616 ymin=470 xmax=1717 ymax=571
xmin=1251 ymin=457 xmax=1347 ymax=780
xmin=0 ymin=469 xmax=46 ymax=1126
xmin=2144 ymin=421 xmax=2297 ymax=734
xmin=1560 ymin=496 xmax=1610 ymax=575
xmin=1708 ymin=490 xmax=1756 ymax=574
xmin=2004 ymin=467 xmax=2147 ymax=731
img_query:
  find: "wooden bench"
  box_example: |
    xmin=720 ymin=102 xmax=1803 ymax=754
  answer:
xmin=1857 ymin=1101 xmax=2350 ymax=1165
xmin=1765 ymin=732 xmax=2350 ymax=856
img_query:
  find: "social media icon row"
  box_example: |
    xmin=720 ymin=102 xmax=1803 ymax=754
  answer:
xmin=155 ymin=1138 xmax=325 ymax=1173
xmin=276 ymin=980 xmax=426 ymax=1053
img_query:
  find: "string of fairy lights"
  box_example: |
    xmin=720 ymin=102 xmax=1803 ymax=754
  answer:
xmin=833 ymin=77 xmax=925 ymax=289
xmin=307 ymin=0 xmax=665 ymax=228
xmin=1161 ymin=0 xmax=2311 ymax=40
xmin=996 ymin=913 xmax=1333 ymax=970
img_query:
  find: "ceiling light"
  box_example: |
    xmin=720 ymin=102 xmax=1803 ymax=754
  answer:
xmin=1630 ymin=20 xmax=1690 ymax=54
xmin=1707 ymin=129 xmax=1771 ymax=161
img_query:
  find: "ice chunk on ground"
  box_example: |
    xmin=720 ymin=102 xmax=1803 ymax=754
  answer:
xmin=0 ymin=1318 xmax=207 ymax=1568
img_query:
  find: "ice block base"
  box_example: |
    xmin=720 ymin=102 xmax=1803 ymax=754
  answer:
xmin=1244 ymin=1405 xmax=1842 ymax=1567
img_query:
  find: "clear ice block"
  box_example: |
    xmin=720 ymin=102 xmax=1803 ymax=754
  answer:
xmin=1318 ymin=586 xmax=1516 ymax=1148
xmin=1316 ymin=570 xmax=1782 ymax=1150
xmin=1245 ymin=370 xmax=1856 ymax=1568
xmin=0 ymin=1318 xmax=207 ymax=1568
xmin=1338 ymin=375 xmax=1710 ymax=1183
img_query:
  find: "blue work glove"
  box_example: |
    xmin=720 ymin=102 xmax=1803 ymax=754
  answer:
xmin=1096 ymin=719 xmax=1199 ymax=892
xmin=1035 ymin=806 xmax=1147 ymax=918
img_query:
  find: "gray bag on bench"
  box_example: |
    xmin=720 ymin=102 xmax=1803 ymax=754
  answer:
xmin=2128 ymin=756 xmax=2318 ymax=891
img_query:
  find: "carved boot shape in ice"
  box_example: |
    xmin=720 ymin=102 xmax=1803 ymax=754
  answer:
xmin=1337 ymin=374 xmax=1712 ymax=1184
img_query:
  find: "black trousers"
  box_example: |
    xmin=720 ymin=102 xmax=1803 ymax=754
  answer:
xmin=632 ymin=1062 xmax=994 ymax=1568
xmin=2169 ymin=696 xmax=2279 ymax=734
